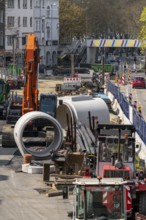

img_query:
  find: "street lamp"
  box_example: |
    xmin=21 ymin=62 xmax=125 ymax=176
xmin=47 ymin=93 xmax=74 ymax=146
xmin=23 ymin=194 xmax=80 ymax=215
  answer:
xmin=102 ymin=47 xmax=105 ymax=85
xmin=50 ymin=3 xmax=56 ymax=67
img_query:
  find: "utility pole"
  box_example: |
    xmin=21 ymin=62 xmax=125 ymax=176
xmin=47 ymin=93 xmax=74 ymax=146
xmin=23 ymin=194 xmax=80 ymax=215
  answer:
xmin=102 ymin=47 xmax=105 ymax=85
xmin=71 ymin=52 xmax=75 ymax=77
xmin=12 ymin=35 xmax=16 ymax=65
xmin=12 ymin=35 xmax=16 ymax=78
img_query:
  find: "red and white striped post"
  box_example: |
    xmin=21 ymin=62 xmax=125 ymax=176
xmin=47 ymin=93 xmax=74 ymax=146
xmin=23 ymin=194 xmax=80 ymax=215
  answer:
xmin=122 ymin=73 xmax=126 ymax=85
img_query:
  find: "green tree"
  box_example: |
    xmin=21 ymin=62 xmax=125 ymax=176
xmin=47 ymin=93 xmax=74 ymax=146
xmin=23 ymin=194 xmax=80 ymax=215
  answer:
xmin=139 ymin=7 xmax=146 ymax=50
xmin=59 ymin=0 xmax=86 ymax=43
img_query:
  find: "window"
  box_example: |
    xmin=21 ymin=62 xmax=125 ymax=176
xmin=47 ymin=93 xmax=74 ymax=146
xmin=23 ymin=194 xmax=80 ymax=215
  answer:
xmin=0 ymin=10 xmax=3 ymax=23
xmin=0 ymin=31 xmax=3 ymax=46
xmin=30 ymin=0 xmax=32 ymax=9
xmin=23 ymin=17 xmax=27 ymax=27
xmin=18 ymin=0 xmax=20 ymax=8
xmin=36 ymin=0 xmax=40 ymax=7
xmin=42 ymin=19 xmax=45 ymax=33
xmin=46 ymin=27 xmax=51 ymax=39
xmin=7 ymin=36 xmax=13 ymax=46
xmin=22 ymin=36 xmax=26 ymax=45
xmin=30 ymin=17 xmax=32 ymax=27
xmin=7 ymin=0 xmax=14 ymax=8
xmin=42 ymin=0 xmax=45 ymax=8
xmin=47 ymin=6 xmax=50 ymax=17
xmin=23 ymin=0 xmax=27 ymax=9
xmin=7 ymin=17 xmax=14 ymax=27
xmin=36 ymin=20 xmax=40 ymax=31
xmin=18 ymin=17 xmax=20 ymax=27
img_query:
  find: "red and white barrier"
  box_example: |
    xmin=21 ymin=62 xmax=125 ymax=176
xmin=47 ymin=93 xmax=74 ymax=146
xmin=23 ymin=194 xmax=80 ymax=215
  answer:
xmin=64 ymin=77 xmax=81 ymax=85
xmin=121 ymin=74 xmax=126 ymax=85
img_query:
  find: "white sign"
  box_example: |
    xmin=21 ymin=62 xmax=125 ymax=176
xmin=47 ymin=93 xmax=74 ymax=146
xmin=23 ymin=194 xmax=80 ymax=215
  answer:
xmin=64 ymin=77 xmax=81 ymax=85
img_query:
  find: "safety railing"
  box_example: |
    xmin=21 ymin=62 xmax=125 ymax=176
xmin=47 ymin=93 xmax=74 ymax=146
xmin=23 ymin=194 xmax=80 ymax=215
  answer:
xmin=107 ymin=81 xmax=146 ymax=145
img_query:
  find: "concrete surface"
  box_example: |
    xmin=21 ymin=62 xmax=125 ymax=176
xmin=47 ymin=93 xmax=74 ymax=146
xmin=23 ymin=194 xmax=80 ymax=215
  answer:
xmin=0 ymin=78 xmax=118 ymax=220
xmin=0 ymin=150 xmax=74 ymax=220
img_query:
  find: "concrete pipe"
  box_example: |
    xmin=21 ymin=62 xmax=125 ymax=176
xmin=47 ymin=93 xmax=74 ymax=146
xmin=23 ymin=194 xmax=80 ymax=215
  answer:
xmin=57 ymin=95 xmax=109 ymax=130
xmin=14 ymin=111 xmax=63 ymax=158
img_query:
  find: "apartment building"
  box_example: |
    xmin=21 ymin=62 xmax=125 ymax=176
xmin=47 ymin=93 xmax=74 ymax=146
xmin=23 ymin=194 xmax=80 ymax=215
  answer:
xmin=3 ymin=0 xmax=59 ymax=67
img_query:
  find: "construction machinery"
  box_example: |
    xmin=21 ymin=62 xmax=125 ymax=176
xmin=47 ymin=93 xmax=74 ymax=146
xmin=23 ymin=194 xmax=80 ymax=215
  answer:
xmin=0 ymin=79 xmax=10 ymax=117
xmin=72 ymin=124 xmax=146 ymax=219
xmin=2 ymin=34 xmax=57 ymax=148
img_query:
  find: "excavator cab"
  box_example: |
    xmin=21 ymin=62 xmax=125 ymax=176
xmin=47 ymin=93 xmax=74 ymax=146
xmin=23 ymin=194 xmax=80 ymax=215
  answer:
xmin=73 ymin=178 xmax=126 ymax=220
xmin=96 ymin=124 xmax=136 ymax=180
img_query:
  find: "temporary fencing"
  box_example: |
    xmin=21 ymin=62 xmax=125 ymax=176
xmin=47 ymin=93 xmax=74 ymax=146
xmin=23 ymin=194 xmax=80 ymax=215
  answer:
xmin=107 ymin=81 xmax=146 ymax=145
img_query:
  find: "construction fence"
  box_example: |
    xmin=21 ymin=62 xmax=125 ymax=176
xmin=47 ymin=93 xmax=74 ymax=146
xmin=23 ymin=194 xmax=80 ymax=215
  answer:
xmin=107 ymin=81 xmax=146 ymax=145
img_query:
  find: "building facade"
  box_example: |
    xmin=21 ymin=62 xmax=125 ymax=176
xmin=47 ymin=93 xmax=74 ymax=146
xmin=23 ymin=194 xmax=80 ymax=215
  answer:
xmin=3 ymin=0 xmax=59 ymax=68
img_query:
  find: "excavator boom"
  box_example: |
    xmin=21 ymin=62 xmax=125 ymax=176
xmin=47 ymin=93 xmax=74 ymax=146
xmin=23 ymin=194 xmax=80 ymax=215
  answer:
xmin=22 ymin=34 xmax=40 ymax=115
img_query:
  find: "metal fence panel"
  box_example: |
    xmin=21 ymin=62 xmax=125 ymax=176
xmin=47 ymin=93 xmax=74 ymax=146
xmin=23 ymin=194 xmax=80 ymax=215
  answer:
xmin=108 ymin=81 xmax=146 ymax=145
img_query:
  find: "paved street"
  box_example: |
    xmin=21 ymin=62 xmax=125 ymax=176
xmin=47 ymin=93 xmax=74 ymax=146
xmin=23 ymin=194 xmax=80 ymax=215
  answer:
xmin=117 ymin=78 xmax=146 ymax=120
xmin=0 ymin=119 xmax=74 ymax=220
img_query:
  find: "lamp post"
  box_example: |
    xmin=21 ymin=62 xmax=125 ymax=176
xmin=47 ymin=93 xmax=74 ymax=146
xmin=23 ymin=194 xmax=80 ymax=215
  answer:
xmin=50 ymin=3 xmax=56 ymax=67
xmin=102 ymin=47 xmax=105 ymax=85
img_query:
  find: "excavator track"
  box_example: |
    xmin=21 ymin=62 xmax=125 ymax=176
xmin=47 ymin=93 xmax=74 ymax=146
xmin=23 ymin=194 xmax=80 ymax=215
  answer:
xmin=2 ymin=125 xmax=17 ymax=148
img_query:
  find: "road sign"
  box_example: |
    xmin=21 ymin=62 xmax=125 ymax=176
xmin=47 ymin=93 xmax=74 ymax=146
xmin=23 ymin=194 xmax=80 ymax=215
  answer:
xmin=64 ymin=77 xmax=81 ymax=85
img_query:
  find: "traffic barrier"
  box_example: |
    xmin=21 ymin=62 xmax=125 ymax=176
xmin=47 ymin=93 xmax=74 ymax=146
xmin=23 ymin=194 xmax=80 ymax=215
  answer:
xmin=121 ymin=73 xmax=126 ymax=85
xmin=64 ymin=77 xmax=81 ymax=85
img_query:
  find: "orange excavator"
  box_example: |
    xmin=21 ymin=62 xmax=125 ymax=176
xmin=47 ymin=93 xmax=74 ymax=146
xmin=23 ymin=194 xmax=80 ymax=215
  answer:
xmin=2 ymin=34 xmax=57 ymax=148
xmin=22 ymin=34 xmax=39 ymax=115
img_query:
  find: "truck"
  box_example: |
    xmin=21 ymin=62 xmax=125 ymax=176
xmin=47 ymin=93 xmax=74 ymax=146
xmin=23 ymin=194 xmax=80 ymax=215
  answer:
xmin=72 ymin=124 xmax=146 ymax=219
xmin=2 ymin=34 xmax=57 ymax=148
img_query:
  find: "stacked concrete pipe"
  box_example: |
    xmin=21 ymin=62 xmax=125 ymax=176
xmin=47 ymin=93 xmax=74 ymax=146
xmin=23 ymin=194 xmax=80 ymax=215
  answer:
xmin=14 ymin=111 xmax=63 ymax=158
xmin=57 ymin=95 xmax=110 ymax=131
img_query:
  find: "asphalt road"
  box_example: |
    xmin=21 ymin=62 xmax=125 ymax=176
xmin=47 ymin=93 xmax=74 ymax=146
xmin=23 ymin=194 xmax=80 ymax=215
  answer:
xmin=118 ymin=72 xmax=146 ymax=120
xmin=0 ymin=120 xmax=74 ymax=220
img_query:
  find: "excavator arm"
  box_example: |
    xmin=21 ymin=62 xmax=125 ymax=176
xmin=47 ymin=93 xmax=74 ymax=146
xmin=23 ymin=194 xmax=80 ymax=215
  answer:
xmin=22 ymin=34 xmax=40 ymax=115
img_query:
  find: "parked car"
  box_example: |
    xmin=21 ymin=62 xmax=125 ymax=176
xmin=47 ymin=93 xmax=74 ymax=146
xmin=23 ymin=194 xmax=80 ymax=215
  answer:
xmin=132 ymin=76 xmax=146 ymax=88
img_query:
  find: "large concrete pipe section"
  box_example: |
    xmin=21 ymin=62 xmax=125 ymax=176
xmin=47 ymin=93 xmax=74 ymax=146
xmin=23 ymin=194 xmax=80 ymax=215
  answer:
xmin=57 ymin=95 xmax=109 ymax=130
xmin=14 ymin=111 xmax=63 ymax=158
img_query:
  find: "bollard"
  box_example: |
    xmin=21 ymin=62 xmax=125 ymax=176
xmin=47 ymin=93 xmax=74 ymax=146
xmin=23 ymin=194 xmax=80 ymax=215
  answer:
xmin=129 ymin=93 xmax=132 ymax=105
xmin=133 ymin=101 xmax=137 ymax=110
xmin=121 ymin=73 xmax=126 ymax=85
xmin=138 ymin=106 xmax=142 ymax=116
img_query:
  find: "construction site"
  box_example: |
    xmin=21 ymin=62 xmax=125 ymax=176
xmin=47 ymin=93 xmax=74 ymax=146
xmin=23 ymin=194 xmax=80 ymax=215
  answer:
xmin=0 ymin=34 xmax=146 ymax=220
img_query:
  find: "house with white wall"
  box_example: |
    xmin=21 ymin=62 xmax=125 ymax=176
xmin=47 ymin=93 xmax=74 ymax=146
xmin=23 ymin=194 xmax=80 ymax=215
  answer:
xmin=4 ymin=0 xmax=59 ymax=68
